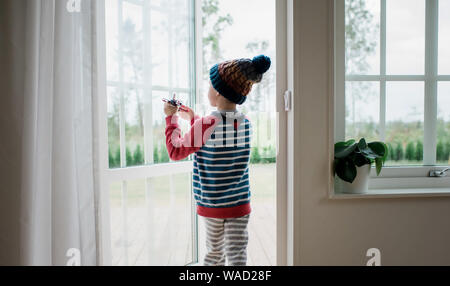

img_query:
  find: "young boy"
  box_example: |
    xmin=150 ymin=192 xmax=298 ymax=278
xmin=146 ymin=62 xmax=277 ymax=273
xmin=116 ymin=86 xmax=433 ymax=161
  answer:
xmin=164 ymin=55 xmax=271 ymax=266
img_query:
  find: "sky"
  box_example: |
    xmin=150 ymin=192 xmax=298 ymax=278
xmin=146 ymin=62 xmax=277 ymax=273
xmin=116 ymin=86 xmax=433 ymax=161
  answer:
xmin=214 ymin=0 xmax=276 ymax=60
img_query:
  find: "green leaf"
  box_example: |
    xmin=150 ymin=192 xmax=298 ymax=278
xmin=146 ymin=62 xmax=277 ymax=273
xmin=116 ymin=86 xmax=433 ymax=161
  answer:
xmin=345 ymin=139 xmax=356 ymax=145
xmin=382 ymin=143 xmax=389 ymax=162
xmin=360 ymin=148 xmax=379 ymax=159
xmin=357 ymin=138 xmax=367 ymax=151
xmin=375 ymin=157 xmax=383 ymax=176
xmin=368 ymin=142 xmax=386 ymax=157
xmin=335 ymin=141 xmax=349 ymax=149
xmin=335 ymin=139 xmax=355 ymax=150
xmin=335 ymin=142 xmax=357 ymax=159
xmin=335 ymin=158 xmax=357 ymax=183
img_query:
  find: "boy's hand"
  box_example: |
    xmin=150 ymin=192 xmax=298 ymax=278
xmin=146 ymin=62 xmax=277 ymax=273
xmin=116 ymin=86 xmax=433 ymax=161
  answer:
xmin=164 ymin=102 xmax=178 ymax=116
xmin=178 ymin=105 xmax=195 ymax=121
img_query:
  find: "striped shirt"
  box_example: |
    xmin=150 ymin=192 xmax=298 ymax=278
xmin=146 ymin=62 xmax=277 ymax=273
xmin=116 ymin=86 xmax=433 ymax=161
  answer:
xmin=165 ymin=110 xmax=252 ymax=218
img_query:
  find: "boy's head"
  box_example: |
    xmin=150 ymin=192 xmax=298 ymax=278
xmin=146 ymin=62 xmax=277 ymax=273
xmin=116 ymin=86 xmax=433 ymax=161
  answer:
xmin=209 ymin=55 xmax=271 ymax=106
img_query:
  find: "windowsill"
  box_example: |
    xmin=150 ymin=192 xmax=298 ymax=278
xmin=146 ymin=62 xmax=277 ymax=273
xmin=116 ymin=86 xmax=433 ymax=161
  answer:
xmin=330 ymin=188 xmax=450 ymax=199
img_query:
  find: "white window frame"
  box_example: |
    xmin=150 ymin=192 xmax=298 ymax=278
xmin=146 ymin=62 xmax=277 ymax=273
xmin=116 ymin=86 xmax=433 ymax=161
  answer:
xmin=96 ymin=0 xmax=200 ymax=265
xmin=334 ymin=0 xmax=450 ymax=193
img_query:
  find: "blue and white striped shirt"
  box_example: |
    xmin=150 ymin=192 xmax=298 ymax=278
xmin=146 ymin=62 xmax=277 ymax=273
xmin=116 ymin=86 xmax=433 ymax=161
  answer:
xmin=193 ymin=110 xmax=252 ymax=218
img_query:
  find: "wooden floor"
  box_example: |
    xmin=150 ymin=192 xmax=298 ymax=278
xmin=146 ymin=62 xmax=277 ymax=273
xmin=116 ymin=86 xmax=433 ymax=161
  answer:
xmin=197 ymin=200 xmax=276 ymax=266
xmin=110 ymin=164 xmax=276 ymax=266
xmin=239 ymin=200 xmax=276 ymax=266
xmin=110 ymin=199 xmax=276 ymax=266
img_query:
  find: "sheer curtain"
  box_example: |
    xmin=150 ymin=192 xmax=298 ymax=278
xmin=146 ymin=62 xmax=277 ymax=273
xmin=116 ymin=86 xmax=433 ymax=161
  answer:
xmin=0 ymin=0 xmax=104 ymax=265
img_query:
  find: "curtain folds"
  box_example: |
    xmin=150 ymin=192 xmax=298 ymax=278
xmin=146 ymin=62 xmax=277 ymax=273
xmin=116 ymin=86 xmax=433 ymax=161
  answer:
xmin=0 ymin=0 xmax=101 ymax=265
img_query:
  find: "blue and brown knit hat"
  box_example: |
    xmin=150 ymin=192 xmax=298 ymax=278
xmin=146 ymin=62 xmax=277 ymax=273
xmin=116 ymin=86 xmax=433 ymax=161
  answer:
xmin=209 ymin=54 xmax=271 ymax=105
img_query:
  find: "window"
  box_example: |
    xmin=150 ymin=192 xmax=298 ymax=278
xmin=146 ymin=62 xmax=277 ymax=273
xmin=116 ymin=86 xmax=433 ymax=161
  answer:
xmin=335 ymin=0 xmax=450 ymax=190
xmin=102 ymin=0 xmax=277 ymax=265
xmin=105 ymin=0 xmax=197 ymax=265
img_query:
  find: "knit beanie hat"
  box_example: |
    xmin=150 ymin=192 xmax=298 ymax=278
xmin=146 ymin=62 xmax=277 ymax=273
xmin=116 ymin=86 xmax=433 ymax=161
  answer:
xmin=209 ymin=54 xmax=271 ymax=105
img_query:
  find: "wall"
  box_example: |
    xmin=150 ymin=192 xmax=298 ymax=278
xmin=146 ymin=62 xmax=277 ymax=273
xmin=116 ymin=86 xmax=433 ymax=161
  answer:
xmin=291 ymin=0 xmax=450 ymax=265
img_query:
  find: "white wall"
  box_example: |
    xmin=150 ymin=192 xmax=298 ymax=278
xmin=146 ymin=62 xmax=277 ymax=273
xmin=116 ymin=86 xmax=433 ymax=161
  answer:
xmin=290 ymin=0 xmax=450 ymax=265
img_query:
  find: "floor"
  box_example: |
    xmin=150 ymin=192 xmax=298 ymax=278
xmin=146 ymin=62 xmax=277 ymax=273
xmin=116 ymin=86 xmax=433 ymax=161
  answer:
xmin=197 ymin=200 xmax=276 ymax=266
xmin=109 ymin=164 xmax=276 ymax=266
xmin=109 ymin=200 xmax=275 ymax=266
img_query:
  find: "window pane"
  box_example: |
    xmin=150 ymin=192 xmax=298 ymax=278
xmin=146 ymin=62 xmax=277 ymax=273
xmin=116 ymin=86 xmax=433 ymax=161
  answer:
xmin=345 ymin=0 xmax=380 ymax=75
xmin=151 ymin=91 xmax=168 ymax=163
xmin=175 ymin=92 xmax=192 ymax=133
xmin=122 ymin=2 xmax=143 ymax=84
xmin=108 ymin=86 xmax=121 ymax=168
xmin=201 ymin=0 xmax=276 ymax=265
xmin=151 ymin=91 xmax=190 ymax=164
xmin=150 ymin=0 xmax=164 ymax=7
xmin=105 ymin=0 xmax=119 ymax=82
xmin=439 ymin=0 xmax=450 ymax=75
xmin=109 ymin=179 xmax=145 ymax=266
xmin=171 ymin=0 xmax=190 ymax=88
xmin=105 ymin=0 xmax=196 ymax=268
xmin=109 ymin=173 xmax=193 ymax=265
xmin=437 ymin=82 xmax=450 ymax=164
xmin=385 ymin=82 xmax=424 ymax=165
xmin=386 ymin=0 xmax=425 ymax=75
xmin=345 ymin=81 xmax=380 ymax=142
xmin=106 ymin=0 xmax=195 ymax=168
xmin=151 ymin=10 xmax=169 ymax=87
xmin=150 ymin=2 xmax=191 ymax=88
xmin=124 ymin=88 xmax=144 ymax=167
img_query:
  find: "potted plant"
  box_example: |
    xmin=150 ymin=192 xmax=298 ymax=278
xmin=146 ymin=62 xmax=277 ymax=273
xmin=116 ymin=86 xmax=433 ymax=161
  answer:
xmin=334 ymin=138 xmax=388 ymax=194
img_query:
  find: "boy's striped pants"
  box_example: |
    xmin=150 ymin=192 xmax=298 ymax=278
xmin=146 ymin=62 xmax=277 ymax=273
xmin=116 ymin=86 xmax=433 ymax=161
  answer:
xmin=203 ymin=214 xmax=250 ymax=266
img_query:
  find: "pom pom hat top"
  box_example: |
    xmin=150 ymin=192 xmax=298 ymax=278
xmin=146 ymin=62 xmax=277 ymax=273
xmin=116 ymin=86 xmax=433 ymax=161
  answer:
xmin=209 ymin=55 xmax=271 ymax=105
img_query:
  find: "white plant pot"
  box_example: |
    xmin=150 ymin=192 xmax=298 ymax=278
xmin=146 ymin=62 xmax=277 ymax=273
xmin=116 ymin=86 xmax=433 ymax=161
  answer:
xmin=341 ymin=164 xmax=371 ymax=194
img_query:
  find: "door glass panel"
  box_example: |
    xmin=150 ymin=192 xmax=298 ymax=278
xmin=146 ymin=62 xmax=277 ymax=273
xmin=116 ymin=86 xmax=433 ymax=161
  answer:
xmin=201 ymin=0 xmax=276 ymax=266
xmin=105 ymin=0 xmax=119 ymax=82
xmin=151 ymin=9 xmax=169 ymax=87
xmin=105 ymin=0 xmax=196 ymax=266
xmin=106 ymin=0 xmax=194 ymax=168
xmin=151 ymin=91 xmax=169 ymax=164
xmin=122 ymin=1 xmax=144 ymax=84
xmin=107 ymin=86 xmax=121 ymax=168
xmin=124 ymin=87 xmax=145 ymax=167
xmin=109 ymin=172 xmax=194 ymax=265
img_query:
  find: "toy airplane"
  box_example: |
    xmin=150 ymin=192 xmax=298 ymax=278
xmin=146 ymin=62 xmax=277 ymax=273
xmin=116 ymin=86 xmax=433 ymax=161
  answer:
xmin=162 ymin=93 xmax=188 ymax=112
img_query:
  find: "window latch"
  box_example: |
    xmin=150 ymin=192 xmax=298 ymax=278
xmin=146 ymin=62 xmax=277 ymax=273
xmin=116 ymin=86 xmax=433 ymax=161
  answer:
xmin=284 ymin=90 xmax=292 ymax=111
xmin=429 ymin=168 xmax=450 ymax=177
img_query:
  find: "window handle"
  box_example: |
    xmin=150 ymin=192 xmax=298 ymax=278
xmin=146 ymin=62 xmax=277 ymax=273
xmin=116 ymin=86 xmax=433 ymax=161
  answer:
xmin=429 ymin=168 xmax=450 ymax=177
xmin=284 ymin=90 xmax=292 ymax=111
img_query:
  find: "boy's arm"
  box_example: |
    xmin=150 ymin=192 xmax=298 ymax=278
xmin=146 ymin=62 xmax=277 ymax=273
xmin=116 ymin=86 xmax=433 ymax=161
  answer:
xmin=165 ymin=114 xmax=217 ymax=161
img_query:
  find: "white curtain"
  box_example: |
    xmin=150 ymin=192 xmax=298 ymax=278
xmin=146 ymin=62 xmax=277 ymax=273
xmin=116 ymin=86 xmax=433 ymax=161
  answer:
xmin=0 ymin=0 xmax=102 ymax=265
